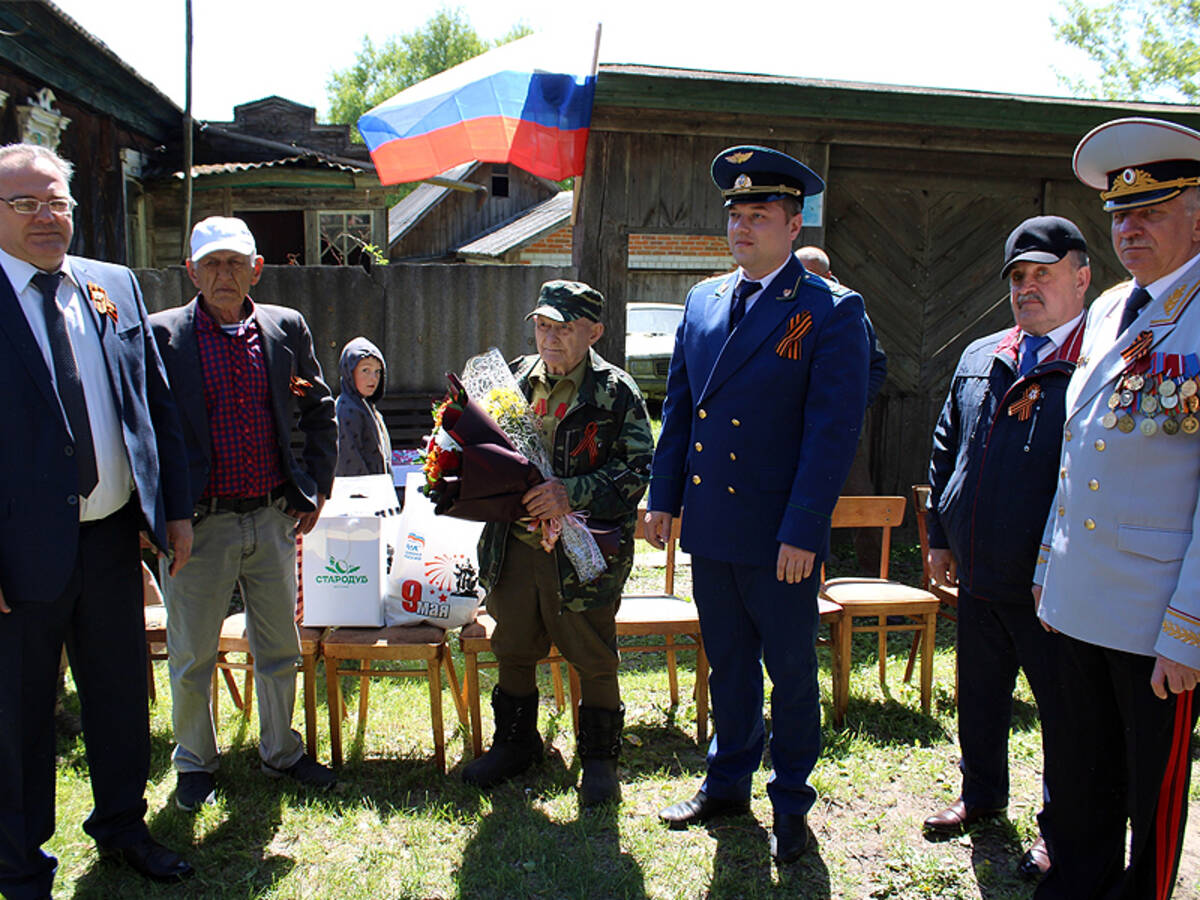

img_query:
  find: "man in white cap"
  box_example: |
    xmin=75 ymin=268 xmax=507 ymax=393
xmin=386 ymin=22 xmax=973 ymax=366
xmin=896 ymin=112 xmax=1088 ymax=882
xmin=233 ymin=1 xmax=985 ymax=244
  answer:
xmin=1032 ymin=117 xmax=1200 ymax=899
xmin=149 ymin=217 xmax=338 ymax=811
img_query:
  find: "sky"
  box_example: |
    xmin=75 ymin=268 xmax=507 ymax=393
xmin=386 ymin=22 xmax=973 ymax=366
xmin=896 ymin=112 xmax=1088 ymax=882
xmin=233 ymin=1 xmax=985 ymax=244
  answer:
xmin=49 ymin=0 xmax=1101 ymax=124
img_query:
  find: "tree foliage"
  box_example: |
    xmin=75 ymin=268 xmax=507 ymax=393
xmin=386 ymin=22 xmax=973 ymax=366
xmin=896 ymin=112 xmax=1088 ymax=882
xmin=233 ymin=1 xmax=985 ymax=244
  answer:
xmin=1053 ymin=0 xmax=1200 ymax=101
xmin=326 ymin=7 xmax=533 ymax=135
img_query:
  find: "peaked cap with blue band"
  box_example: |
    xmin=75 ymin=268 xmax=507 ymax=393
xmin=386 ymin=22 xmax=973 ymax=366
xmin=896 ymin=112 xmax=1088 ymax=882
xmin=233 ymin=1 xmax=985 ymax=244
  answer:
xmin=1074 ymin=117 xmax=1200 ymax=211
xmin=711 ymin=145 xmax=824 ymax=207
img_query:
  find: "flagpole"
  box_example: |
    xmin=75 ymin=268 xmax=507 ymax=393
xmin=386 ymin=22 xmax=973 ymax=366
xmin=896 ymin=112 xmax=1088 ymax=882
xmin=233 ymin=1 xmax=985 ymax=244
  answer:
xmin=571 ymin=22 xmax=601 ymax=232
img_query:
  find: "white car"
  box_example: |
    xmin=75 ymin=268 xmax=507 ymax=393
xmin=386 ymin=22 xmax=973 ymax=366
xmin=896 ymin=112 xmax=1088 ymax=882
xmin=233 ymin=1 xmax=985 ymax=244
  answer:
xmin=624 ymin=302 xmax=684 ymax=400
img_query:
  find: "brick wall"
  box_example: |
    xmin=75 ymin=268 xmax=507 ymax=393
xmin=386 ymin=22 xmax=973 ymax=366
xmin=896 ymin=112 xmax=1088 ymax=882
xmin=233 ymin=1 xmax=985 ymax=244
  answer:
xmin=517 ymin=226 xmax=732 ymax=270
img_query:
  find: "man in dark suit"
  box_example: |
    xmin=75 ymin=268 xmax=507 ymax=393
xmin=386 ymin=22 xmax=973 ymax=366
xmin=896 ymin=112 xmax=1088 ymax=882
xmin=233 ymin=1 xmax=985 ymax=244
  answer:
xmin=150 ymin=217 xmax=337 ymax=812
xmin=0 ymin=143 xmax=194 ymax=899
xmin=646 ymin=146 xmax=869 ymax=863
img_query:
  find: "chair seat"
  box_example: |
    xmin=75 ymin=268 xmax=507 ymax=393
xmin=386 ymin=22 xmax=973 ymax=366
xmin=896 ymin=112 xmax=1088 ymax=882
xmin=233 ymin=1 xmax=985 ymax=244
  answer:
xmin=822 ymin=578 xmax=941 ymax=614
xmin=616 ymin=594 xmax=699 ymax=633
xmin=144 ymin=603 xmax=168 ymax=632
xmin=323 ymin=624 xmax=447 ymax=659
xmin=818 ymin=597 xmax=843 ymax=621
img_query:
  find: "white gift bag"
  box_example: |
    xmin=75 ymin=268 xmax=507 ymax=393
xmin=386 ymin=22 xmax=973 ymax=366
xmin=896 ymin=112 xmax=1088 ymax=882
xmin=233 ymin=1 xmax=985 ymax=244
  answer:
xmin=385 ymin=473 xmax=484 ymax=629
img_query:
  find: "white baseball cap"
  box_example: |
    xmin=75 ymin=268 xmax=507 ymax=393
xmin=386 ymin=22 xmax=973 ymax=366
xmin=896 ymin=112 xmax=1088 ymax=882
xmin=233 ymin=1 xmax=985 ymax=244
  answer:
xmin=189 ymin=216 xmax=257 ymax=261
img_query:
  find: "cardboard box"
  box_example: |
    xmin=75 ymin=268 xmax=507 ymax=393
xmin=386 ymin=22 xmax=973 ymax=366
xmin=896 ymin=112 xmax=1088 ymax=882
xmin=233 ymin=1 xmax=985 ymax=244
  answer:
xmin=301 ymin=475 xmax=402 ymax=627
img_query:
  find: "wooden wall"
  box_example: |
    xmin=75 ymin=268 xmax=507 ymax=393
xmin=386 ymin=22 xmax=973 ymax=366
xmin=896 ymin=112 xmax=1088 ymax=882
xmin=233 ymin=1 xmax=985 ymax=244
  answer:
xmin=391 ymin=165 xmax=558 ymax=260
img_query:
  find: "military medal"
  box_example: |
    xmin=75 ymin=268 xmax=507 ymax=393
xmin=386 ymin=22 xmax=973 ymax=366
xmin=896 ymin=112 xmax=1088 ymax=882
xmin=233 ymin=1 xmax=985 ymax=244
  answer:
xmin=1107 ymin=393 xmax=1122 ymax=410
xmin=1163 ymin=417 xmax=1181 ymax=435
xmin=1126 ymin=374 xmax=1145 ymax=391
xmin=1008 ymin=383 xmax=1042 ymax=421
xmin=1180 ymin=378 xmax=1198 ymax=398
xmin=1183 ymin=415 xmax=1200 ymax=434
xmin=1101 ymin=411 xmax=1118 ymax=429
xmin=1159 ymin=379 xmax=1177 ymax=397
xmin=1121 ymin=330 xmax=1154 ymax=363
xmin=1141 ymin=395 xmax=1160 ymax=416
xmin=1120 ymin=390 xmax=1134 ymax=408
xmin=1140 ymin=418 xmax=1158 ymax=435
xmin=1118 ymin=414 xmax=1136 ymax=433
xmin=1163 ymin=393 xmax=1179 ymax=409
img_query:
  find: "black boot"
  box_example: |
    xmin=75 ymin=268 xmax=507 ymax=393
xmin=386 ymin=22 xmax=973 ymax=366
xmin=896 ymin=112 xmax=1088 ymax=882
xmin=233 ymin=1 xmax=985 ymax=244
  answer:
xmin=578 ymin=703 xmax=624 ymax=807
xmin=462 ymin=686 xmax=543 ymax=789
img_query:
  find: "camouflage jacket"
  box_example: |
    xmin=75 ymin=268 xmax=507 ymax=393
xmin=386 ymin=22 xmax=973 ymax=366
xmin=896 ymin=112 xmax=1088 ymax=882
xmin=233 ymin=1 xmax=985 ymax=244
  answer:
xmin=477 ymin=349 xmax=653 ymax=611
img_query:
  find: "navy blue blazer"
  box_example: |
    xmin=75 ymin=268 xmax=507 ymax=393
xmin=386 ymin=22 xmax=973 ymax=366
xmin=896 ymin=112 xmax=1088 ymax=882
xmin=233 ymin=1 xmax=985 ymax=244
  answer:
xmin=149 ymin=297 xmax=336 ymax=511
xmin=649 ymin=255 xmax=870 ymax=566
xmin=0 ymin=258 xmax=191 ymax=606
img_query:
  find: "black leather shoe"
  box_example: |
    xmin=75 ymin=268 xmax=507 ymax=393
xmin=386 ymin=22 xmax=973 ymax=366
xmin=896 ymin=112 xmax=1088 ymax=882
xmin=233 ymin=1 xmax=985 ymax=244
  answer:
xmin=98 ymin=836 xmax=194 ymax=883
xmin=922 ymin=798 xmax=1005 ymax=835
xmin=770 ymin=812 xmax=809 ymax=863
xmin=1017 ymin=836 xmax=1051 ymax=880
xmin=658 ymin=790 xmax=750 ymax=829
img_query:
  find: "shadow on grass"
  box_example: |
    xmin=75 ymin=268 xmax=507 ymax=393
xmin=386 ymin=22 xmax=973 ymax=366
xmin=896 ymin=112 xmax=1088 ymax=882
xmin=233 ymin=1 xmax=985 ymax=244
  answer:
xmin=702 ymin=815 xmax=831 ymax=899
xmin=457 ymin=793 xmax=646 ymax=899
xmin=821 ymin=699 xmax=950 ymax=757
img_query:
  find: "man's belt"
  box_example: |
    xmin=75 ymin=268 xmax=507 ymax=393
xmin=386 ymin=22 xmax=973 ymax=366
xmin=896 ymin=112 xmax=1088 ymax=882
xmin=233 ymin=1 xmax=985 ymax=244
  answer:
xmin=198 ymin=485 xmax=286 ymax=515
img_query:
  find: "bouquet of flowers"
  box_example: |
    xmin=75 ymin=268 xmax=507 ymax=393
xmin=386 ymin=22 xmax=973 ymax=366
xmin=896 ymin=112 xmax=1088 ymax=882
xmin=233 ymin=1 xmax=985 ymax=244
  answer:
xmin=420 ymin=348 xmax=608 ymax=584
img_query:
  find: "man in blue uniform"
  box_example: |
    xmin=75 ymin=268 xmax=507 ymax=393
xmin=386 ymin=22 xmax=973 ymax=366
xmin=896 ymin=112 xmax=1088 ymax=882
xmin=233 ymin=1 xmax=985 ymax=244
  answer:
xmin=1033 ymin=117 xmax=1200 ymax=900
xmin=923 ymin=216 xmax=1091 ymax=883
xmin=646 ymin=145 xmax=869 ymax=863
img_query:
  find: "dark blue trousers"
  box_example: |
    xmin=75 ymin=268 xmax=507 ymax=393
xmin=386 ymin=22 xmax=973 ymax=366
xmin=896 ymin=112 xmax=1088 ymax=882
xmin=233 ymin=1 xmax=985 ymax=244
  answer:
xmin=691 ymin=555 xmax=821 ymax=816
xmin=955 ymin=589 xmax=1058 ymax=811
xmin=0 ymin=504 xmax=151 ymax=900
xmin=1035 ymin=638 xmax=1198 ymax=900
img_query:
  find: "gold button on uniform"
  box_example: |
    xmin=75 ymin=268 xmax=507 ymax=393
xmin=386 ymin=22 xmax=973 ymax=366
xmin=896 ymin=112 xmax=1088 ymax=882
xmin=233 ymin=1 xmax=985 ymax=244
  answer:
xmin=692 ymin=475 xmax=701 ymax=485
xmin=1088 ymin=479 xmax=1099 ymax=491
xmin=1058 ymin=506 xmax=1065 ymax=516
xmin=731 ymin=418 xmax=741 ymax=427
xmin=698 ymin=409 xmax=707 ymax=419
xmin=1060 ymin=467 xmax=1067 ymax=479
xmin=1094 ymin=439 xmax=1106 ymax=451
xmin=1084 ymin=518 xmax=1096 ymax=530
xmin=694 ymin=442 xmax=703 ymax=452
xmin=729 ymin=452 xmax=737 ymax=461
xmin=727 ymin=486 xmax=736 ymax=494
xmin=1064 ymin=428 xmax=1072 ymax=441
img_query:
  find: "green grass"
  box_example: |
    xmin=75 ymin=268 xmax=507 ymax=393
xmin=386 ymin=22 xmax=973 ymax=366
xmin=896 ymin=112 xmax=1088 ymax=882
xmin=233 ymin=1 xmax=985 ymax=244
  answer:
xmin=48 ymin=547 xmax=1200 ymax=899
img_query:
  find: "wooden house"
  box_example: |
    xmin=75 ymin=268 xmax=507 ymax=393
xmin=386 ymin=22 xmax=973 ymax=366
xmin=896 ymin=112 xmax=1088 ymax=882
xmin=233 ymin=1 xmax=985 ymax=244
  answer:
xmin=572 ymin=64 xmax=1200 ymax=497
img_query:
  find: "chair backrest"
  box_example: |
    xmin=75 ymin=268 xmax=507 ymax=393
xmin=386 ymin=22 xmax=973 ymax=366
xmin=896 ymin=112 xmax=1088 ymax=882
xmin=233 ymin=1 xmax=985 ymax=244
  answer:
xmin=911 ymin=484 xmax=933 ymax=591
xmin=828 ymin=495 xmax=906 ymax=579
xmin=633 ymin=508 xmax=682 ymax=595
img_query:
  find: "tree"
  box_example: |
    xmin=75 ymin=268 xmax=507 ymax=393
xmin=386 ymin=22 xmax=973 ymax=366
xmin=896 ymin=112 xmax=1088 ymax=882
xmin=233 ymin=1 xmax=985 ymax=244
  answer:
xmin=326 ymin=7 xmax=533 ymax=135
xmin=1053 ymin=0 xmax=1200 ymax=102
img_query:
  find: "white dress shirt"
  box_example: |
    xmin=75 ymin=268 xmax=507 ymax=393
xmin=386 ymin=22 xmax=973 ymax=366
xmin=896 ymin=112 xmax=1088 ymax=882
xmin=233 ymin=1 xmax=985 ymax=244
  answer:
xmin=0 ymin=246 xmax=133 ymax=520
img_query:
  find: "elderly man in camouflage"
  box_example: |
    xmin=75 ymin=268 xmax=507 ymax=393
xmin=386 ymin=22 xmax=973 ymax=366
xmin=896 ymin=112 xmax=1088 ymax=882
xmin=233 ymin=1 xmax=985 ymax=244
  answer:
xmin=463 ymin=280 xmax=653 ymax=807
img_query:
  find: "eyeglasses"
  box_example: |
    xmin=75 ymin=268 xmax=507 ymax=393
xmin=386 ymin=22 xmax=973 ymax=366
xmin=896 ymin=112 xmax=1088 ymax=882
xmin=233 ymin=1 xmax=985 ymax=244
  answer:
xmin=0 ymin=197 xmax=76 ymax=216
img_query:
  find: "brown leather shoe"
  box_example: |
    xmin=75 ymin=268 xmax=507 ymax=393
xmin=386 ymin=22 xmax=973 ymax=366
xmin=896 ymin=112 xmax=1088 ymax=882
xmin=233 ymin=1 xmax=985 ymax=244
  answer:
xmin=922 ymin=798 xmax=1005 ymax=834
xmin=1017 ymin=835 xmax=1051 ymax=880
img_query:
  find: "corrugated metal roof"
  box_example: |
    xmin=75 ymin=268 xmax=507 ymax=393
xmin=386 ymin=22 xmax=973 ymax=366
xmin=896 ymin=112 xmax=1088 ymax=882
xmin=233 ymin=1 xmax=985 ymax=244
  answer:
xmin=457 ymin=191 xmax=572 ymax=258
xmin=173 ymin=156 xmax=363 ymax=178
xmin=387 ymin=161 xmax=479 ymax=246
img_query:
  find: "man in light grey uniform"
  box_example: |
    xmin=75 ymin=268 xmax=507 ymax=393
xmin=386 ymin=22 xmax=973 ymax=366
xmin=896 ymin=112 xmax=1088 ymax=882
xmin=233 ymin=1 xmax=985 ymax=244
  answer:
xmin=1032 ymin=116 xmax=1200 ymax=900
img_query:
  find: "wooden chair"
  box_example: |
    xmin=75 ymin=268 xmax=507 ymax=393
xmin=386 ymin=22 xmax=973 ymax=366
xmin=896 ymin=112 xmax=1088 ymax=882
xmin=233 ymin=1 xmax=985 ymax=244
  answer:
xmin=821 ymin=496 xmax=941 ymax=722
xmin=322 ymin=624 xmax=469 ymax=772
xmin=907 ymin=483 xmax=959 ymax=692
xmin=817 ymin=597 xmax=848 ymax=727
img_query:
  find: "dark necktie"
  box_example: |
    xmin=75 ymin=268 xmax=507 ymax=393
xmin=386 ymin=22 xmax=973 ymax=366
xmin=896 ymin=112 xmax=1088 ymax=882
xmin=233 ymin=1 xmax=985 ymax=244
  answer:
xmin=730 ymin=280 xmax=761 ymax=331
xmin=34 ymin=271 xmax=98 ymax=497
xmin=1118 ymin=285 xmax=1152 ymax=333
xmin=1019 ymin=334 xmax=1052 ymax=377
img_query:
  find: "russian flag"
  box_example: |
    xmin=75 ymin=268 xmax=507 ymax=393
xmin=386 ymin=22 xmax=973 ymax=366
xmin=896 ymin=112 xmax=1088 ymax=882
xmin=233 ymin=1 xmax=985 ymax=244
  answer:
xmin=358 ymin=24 xmax=600 ymax=185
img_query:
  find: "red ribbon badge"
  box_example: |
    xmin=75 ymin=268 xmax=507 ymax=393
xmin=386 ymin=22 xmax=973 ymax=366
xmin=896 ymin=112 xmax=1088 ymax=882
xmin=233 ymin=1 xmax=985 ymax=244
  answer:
xmin=1008 ymin=383 xmax=1042 ymax=421
xmin=775 ymin=311 xmax=812 ymax=360
xmin=87 ymin=282 xmax=117 ymax=324
xmin=569 ymin=420 xmax=600 ymax=466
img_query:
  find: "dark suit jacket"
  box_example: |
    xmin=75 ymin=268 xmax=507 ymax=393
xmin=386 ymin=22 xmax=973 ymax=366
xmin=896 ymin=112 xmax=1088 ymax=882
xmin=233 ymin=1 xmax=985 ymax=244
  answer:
xmin=149 ymin=297 xmax=336 ymax=511
xmin=0 ymin=257 xmax=191 ymax=606
xmin=649 ymin=254 xmax=870 ymax=566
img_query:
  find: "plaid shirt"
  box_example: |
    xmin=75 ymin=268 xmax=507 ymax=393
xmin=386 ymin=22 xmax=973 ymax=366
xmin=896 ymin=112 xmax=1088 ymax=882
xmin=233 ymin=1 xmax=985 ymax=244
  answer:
xmin=195 ymin=299 xmax=284 ymax=498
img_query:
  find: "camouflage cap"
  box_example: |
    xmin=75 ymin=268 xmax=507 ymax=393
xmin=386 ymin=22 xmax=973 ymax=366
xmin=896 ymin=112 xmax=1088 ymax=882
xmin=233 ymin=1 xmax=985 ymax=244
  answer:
xmin=525 ymin=279 xmax=604 ymax=323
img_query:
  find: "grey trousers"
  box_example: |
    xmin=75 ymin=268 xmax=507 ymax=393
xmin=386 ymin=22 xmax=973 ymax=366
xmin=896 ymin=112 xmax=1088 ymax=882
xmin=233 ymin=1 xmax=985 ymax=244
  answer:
xmin=163 ymin=497 xmax=304 ymax=772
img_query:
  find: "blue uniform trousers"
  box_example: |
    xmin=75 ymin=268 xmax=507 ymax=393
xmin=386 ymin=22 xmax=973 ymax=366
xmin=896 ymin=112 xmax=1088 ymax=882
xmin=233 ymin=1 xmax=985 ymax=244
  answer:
xmin=955 ymin=589 xmax=1058 ymax=811
xmin=1035 ymin=637 xmax=1198 ymax=900
xmin=691 ymin=555 xmax=821 ymax=816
